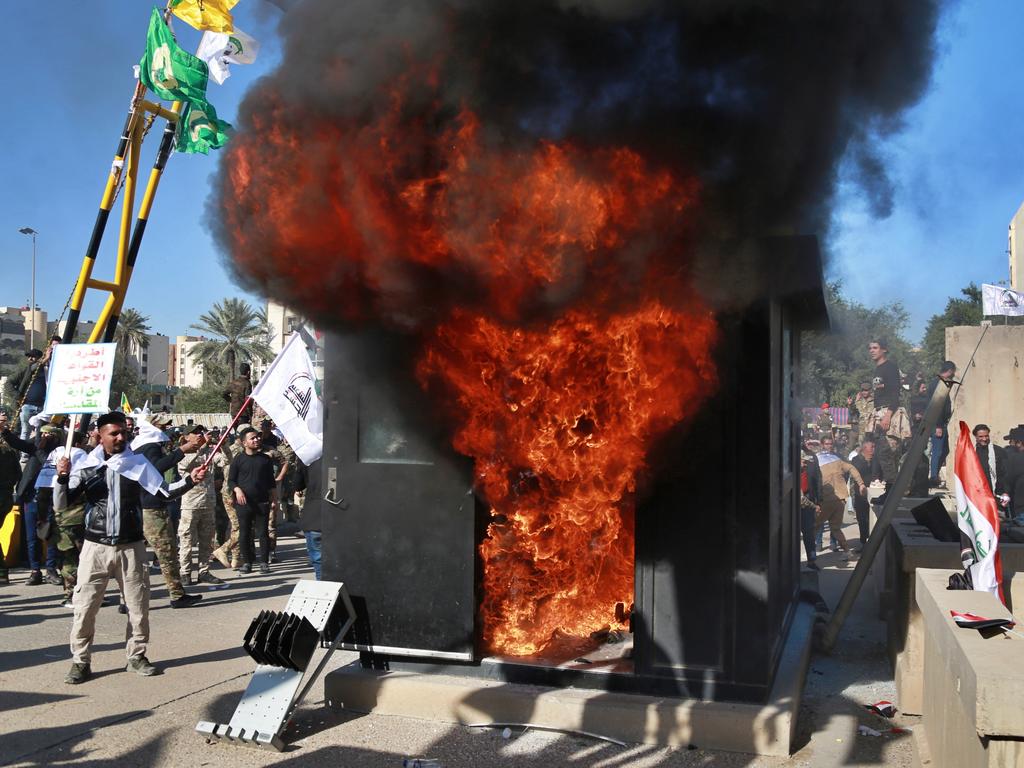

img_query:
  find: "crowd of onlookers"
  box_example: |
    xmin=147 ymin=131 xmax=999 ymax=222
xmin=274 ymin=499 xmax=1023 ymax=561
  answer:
xmin=0 ymin=346 xmax=324 ymax=684
xmin=799 ymin=337 xmax=1024 ymax=571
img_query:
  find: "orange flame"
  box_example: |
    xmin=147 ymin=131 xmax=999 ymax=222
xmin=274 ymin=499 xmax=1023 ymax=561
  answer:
xmin=221 ymin=82 xmax=719 ymax=656
xmin=418 ymin=304 xmax=717 ymax=655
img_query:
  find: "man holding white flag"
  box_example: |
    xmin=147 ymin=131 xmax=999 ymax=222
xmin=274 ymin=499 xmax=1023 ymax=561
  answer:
xmin=953 ymin=419 xmax=1005 ymax=604
xmin=250 ymin=333 xmax=323 ymax=466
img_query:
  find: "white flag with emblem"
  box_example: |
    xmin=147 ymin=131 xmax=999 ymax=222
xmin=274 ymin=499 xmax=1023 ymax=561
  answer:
xmin=196 ymin=27 xmax=260 ymax=85
xmin=982 ymin=283 xmax=1024 ymax=316
xmin=250 ymin=333 xmax=323 ymax=464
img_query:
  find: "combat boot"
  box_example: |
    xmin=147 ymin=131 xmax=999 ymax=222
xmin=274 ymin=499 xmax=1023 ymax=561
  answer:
xmin=126 ymin=656 xmax=160 ymax=676
xmin=65 ymin=662 xmax=91 ymax=684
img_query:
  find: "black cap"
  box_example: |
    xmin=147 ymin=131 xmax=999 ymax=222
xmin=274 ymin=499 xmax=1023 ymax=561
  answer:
xmin=1005 ymin=426 xmax=1024 ymax=442
xmin=183 ymin=424 xmax=206 ymax=435
xmin=25 ymin=348 xmax=42 ymax=359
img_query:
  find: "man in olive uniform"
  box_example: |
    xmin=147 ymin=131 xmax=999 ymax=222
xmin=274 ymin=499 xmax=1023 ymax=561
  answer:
xmin=0 ymin=410 xmax=21 ymax=585
xmin=176 ymin=426 xmax=224 ymax=586
xmin=212 ymin=432 xmax=243 ymax=570
xmin=134 ymin=413 xmax=204 ymax=607
xmin=223 ymin=363 xmax=253 ymax=425
xmin=851 ymin=382 xmax=873 ymax=447
xmin=53 ymin=431 xmax=89 ymax=606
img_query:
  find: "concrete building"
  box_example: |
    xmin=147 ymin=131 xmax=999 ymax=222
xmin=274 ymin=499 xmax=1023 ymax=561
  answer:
xmin=945 ymin=324 xmax=1024 ymax=469
xmin=170 ymin=335 xmax=207 ymax=388
xmin=1010 ymin=201 xmax=1024 ymax=291
xmin=50 ymin=318 xmax=98 ymax=344
xmin=21 ymin=308 xmax=47 ymax=349
xmin=259 ymin=298 xmax=322 ymax=382
xmin=0 ymin=307 xmax=26 ymax=374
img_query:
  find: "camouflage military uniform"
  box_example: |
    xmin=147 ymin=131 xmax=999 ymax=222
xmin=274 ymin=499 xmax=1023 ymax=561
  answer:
xmin=55 ymin=494 xmax=85 ymax=600
xmin=278 ymin=441 xmax=297 ymax=522
xmin=851 ymin=391 xmax=873 ymax=446
xmin=223 ymin=374 xmax=253 ymax=423
xmin=212 ymin=444 xmax=241 ymax=569
xmin=177 ymin=448 xmax=218 ymax=582
xmin=262 ymin=440 xmax=285 ymax=549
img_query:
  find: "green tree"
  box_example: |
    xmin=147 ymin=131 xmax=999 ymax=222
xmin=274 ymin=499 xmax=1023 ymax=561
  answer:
xmin=174 ymin=386 xmax=228 ymax=413
xmin=109 ymin=354 xmax=146 ymax=411
xmin=188 ymin=298 xmax=273 ymax=379
xmin=800 ymin=282 xmax=921 ymax=406
xmin=113 ymin=308 xmax=151 ymax=358
xmin=174 ymin=358 xmax=231 ymax=413
xmin=918 ymin=283 xmax=1007 ymax=375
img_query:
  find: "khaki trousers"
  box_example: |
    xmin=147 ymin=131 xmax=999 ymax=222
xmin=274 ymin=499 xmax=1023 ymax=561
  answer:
xmin=213 ymin=487 xmax=240 ymax=568
xmin=178 ymin=505 xmax=216 ymax=581
xmin=70 ymin=539 xmax=150 ymax=664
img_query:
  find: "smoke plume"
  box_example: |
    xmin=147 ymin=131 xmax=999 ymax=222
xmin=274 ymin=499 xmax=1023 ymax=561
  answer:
xmin=213 ymin=0 xmax=943 ymax=329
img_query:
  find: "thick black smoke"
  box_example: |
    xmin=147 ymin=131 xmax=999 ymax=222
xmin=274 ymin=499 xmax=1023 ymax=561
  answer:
xmin=216 ymin=0 xmax=944 ymax=323
xmin=266 ymin=0 xmax=939 ymax=231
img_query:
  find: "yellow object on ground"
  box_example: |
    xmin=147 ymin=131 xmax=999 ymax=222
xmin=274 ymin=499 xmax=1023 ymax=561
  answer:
xmin=1 ymin=505 xmax=22 ymax=566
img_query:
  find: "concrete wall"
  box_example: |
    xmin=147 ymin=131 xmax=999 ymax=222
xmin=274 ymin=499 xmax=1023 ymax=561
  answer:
xmin=944 ymin=324 xmax=1024 ymax=474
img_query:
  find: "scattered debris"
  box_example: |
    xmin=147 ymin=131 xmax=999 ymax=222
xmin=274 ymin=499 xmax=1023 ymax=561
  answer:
xmin=858 ymin=726 xmax=882 ymax=737
xmin=403 ymin=759 xmax=442 ymax=768
xmin=864 ymin=700 xmax=896 ymax=718
xmin=502 ymin=727 xmax=512 ymax=740
xmin=465 ymin=722 xmax=627 ymax=747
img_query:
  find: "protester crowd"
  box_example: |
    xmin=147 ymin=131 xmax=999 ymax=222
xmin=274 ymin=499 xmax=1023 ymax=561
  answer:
xmin=0 ymin=349 xmax=324 ymax=685
xmin=800 ymin=336 xmax=1024 ymax=571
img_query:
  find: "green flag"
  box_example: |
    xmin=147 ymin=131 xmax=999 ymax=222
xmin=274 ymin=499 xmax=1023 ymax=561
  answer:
xmin=139 ymin=7 xmax=231 ymax=154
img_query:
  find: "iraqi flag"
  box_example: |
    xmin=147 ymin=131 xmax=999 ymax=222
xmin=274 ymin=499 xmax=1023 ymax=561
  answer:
xmin=953 ymin=420 xmax=1005 ymax=604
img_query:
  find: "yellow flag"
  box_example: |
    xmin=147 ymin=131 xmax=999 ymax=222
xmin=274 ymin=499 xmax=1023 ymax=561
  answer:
xmin=171 ymin=0 xmax=239 ymax=33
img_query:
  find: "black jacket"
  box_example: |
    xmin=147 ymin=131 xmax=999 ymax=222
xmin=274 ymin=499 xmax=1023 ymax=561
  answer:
xmin=975 ymin=443 xmax=1007 ymax=497
xmin=11 ymin=362 xmax=47 ymax=407
xmin=55 ymin=459 xmax=194 ymax=546
xmin=137 ymin=441 xmax=186 ymax=510
xmin=295 ymin=458 xmax=323 ymax=533
xmin=1002 ymin=447 xmax=1024 ymax=516
xmin=1 ymin=430 xmax=57 ymax=503
xmin=850 ymin=453 xmax=873 ymax=510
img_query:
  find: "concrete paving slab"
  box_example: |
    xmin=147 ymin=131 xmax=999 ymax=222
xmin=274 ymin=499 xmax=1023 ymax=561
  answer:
xmin=0 ymin=519 xmax=921 ymax=767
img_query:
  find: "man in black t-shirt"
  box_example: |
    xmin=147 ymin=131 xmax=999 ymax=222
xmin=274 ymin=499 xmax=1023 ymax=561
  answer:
xmin=867 ymin=338 xmax=910 ymax=484
xmin=228 ymin=427 xmax=278 ymax=574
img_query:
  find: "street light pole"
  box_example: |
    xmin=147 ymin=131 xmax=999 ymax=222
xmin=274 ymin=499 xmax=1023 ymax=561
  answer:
xmin=18 ymin=227 xmax=38 ymax=350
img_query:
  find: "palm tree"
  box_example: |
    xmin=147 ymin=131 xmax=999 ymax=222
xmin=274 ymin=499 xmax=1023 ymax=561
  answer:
xmin=114 ymin=308 xmax=151 ymax=358
xmin=188 ymin=298 xmax=273 ymax=379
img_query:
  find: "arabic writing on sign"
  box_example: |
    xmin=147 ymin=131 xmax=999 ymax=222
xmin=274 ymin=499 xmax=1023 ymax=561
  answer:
xmin=43 ymin=343 xmax=118 ymax=415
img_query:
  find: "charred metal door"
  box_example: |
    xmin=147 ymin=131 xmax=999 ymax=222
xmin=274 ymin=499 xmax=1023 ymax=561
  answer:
xmin=320 ymin=330 xmax=476 ymax=661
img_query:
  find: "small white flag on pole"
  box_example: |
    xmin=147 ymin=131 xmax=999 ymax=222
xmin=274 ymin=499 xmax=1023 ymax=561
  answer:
xmin=196 ymin=28 xmax=260 ymax=85
xmin=981 ymin=283 xmax=1024 ymax=316
xmin=250 ymin=333 xmax=323 ymax=465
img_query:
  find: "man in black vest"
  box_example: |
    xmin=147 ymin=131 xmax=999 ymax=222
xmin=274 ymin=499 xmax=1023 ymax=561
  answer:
xmin=55 ymin=412 xmax=208 ymax=685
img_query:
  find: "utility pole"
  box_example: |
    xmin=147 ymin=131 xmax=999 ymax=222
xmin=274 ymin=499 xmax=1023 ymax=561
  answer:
xmin=18 ymin=227 xmax=38 ymax=350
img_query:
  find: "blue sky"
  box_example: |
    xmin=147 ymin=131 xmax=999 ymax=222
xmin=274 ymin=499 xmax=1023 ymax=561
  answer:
xmin=0 ymin=1 xmax=1019 ymax=342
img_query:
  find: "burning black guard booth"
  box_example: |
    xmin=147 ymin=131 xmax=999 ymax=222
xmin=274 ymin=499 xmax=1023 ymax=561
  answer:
xmin=320 ymin=236 xmax=828 ymax=706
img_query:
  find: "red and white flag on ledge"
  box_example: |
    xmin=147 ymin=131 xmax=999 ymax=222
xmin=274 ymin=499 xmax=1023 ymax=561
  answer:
xmin=953 ymin=420 xmax=1005 ymax=604
xmin=950 ymin=611 xmax=1014 ymax=631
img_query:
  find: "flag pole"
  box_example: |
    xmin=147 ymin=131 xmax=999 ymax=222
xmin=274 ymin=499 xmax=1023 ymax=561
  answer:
xmin=198 ymin=396 xmax=254 ymax=473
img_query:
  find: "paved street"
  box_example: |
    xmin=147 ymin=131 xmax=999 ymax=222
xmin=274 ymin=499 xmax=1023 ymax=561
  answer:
xmin=1 ymin=524 xmax=919 ymax=767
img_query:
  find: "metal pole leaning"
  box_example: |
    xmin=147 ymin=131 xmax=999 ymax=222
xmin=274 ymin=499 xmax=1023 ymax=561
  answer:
xmin=102 ymin=102 xmax=181 ymax=344
xmin=816 ymin=380 xmax=953 ymax=652
xmin=63 ymin=83 xmax=147 ymax=344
